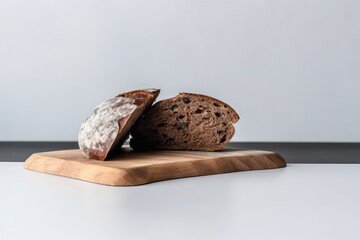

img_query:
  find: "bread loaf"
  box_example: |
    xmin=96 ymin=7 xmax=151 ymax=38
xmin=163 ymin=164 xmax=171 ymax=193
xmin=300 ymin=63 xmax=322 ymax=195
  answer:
xmin=130 ymin=92 xmax=239 ymax=151
xmin=78 ymin=89 xmax=160 ymax=160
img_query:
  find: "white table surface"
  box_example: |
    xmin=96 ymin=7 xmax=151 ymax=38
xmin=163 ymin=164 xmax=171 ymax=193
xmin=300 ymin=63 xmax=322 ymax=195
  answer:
xmin=1 ymin=163 xmax=360 ymax=240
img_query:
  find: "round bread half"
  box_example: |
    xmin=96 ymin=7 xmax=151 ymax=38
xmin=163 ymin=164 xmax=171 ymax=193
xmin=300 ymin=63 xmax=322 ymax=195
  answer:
xmin=78 ymin=89 xmax=160 ymax=160
xmin=130 ymin=92 xmax=239 ymax=151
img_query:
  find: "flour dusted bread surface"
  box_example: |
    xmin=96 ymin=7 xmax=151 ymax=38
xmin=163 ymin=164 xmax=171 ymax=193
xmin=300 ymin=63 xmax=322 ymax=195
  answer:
xmin=78 ymin=89 xmax=160 ymax=160
xmin=130 ymin=93 xmax=239 ymax=151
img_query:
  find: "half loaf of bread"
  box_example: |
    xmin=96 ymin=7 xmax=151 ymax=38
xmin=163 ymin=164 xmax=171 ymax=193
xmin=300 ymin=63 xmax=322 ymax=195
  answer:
xmin=78 ymin=89 xmax=160 ymax=160
xmin=130 ymin=92 xmax=239 ymax=151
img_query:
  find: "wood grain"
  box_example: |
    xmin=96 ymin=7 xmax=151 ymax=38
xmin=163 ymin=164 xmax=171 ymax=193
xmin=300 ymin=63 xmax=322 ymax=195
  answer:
xmin=24 ymin=147 xmax=286 ymax=186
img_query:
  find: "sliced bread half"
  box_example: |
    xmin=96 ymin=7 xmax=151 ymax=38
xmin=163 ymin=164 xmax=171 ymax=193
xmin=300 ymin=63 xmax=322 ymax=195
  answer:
xmin=78 ymin=89 xmax=160 ymax=160
xmin=130 ymin=92 xmax=239 ymax=151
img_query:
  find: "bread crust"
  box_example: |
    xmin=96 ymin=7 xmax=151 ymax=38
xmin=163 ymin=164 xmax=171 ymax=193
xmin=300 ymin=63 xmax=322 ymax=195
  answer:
xmin=78 ymin=89 xmax=160 ymax=160
xmin=119 ymin=88 xmax=160 ymax=103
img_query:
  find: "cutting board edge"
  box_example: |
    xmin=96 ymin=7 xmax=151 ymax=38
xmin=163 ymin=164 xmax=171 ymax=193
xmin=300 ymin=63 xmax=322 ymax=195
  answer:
xmin=123 ymin=152 xmax=286 ymax=186
xmin=23 ymin=149 xmax=287 ymax=186
xmin=24 ymin=153 xmax=135 ymax=186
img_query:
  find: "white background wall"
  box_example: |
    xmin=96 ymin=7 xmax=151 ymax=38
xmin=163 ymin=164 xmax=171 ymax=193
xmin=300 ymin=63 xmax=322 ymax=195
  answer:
xmin=1 ymin=0 xmax=359 ymax=142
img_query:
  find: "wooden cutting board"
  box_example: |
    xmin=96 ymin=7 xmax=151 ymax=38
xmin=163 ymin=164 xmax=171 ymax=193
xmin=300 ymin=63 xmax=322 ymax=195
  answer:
xmin=24 ymin=147 xmax=286 ymax=186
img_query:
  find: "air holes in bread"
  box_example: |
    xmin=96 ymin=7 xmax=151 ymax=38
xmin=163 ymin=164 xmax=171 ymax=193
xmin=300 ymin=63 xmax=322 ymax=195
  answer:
xmin=195 ymin=108 xmax=204 ymax=114
xmin=171 ymin=105 xmax=178 ymax=111
xmin=213 ymin=103 xmax=221 ymax=107
xmin=182 ymin=97 xmax=191 ymax=104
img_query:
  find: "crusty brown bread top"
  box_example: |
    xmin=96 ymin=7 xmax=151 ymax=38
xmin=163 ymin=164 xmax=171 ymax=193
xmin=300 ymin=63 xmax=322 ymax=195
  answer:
xmin=118 ymin=88 xmax=160 ymax=103
xmin=78 ymin=88 xmax=160 ymax=160
xmin=130 ymin=92 xmax=239 ymax=151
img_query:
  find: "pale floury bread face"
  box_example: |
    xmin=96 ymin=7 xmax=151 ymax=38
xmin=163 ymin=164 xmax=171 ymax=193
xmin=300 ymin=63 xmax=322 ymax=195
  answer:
xmin=78 ymin=96 xmax=137 ymax=160
xmin=78 ymin=89 xmax=160 ymax=160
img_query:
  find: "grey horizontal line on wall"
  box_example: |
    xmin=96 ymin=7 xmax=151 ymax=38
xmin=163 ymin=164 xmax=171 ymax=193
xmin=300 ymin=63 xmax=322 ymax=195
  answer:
xmin=1 ymin=142 xmax=359 ymax=164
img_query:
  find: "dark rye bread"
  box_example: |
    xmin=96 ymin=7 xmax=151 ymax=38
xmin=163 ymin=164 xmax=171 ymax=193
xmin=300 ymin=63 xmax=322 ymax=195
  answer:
xmin=130 ymin=93 xmax=239 ymax=151
xmin=78 ymin=89 xmax=160 ymax=160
